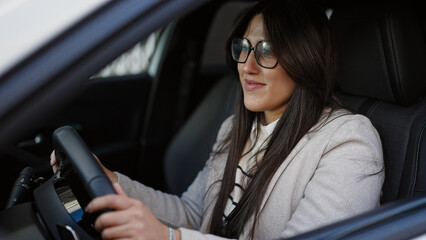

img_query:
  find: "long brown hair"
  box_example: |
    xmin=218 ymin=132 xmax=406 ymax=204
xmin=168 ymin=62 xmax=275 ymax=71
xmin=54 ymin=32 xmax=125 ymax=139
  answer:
xmin=209 ymin=0 xmax=343 ymax=238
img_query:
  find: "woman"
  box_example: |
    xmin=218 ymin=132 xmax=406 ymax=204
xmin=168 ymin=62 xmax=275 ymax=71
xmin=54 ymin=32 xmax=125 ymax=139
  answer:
xmin=52 ymin=0 xmax=384 ymax=239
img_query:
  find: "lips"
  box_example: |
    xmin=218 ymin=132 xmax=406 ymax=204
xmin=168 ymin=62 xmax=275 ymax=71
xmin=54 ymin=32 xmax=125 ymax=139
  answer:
xmin=244 ymin=79 xmax=266 ymax=91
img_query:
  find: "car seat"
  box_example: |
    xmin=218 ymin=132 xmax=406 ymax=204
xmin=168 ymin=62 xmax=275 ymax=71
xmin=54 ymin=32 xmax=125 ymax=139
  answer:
xmin=163 ymin=1 xmax=249 ymax=195
xmin=164 ymin=74 xmax=237 ymax=195
xmin=330 ymin=4 xmax=426 ymax=203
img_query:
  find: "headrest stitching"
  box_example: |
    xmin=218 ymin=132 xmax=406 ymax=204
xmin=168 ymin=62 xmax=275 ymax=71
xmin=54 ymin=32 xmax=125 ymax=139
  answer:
xmin=387 ymin=9 xmax=403 ymax=104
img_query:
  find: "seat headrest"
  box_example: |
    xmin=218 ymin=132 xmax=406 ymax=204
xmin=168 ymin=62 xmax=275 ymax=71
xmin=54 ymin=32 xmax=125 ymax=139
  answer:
xmin=331 ymin=6 xmax=426 ymax=105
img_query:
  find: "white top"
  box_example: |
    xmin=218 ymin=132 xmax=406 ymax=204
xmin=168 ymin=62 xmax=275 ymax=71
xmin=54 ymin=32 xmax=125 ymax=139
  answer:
xmin=224 ymin=119 xmax=279 ymax=221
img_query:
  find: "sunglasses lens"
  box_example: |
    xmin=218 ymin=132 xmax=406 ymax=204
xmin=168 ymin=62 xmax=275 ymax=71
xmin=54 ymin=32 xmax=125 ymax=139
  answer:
xmin=232 ymin=38 xmax=249 ymax=63
xmin=255 ymin=41 xmax=277 ymax=68
xmin=231 ymin=38 xmax=277 ymax=68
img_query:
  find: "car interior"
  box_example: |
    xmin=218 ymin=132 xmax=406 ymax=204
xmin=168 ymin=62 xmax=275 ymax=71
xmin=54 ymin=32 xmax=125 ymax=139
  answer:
xmin=330 ymin=4 xmax=426 ymax=204
xmin=164 ymin=0 xmax=426 ymax=206
xmin=0 ymin=0 xmax=425 ymax=239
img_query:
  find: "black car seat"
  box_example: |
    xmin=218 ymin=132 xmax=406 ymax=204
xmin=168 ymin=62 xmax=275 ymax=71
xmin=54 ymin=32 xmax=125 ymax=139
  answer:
xmin=330 ymin=4 xmax=426 ymax=203
xmin=163 ymin=1 xmax=250 ymax=195
xmin=164 ymin=75 xmax=237 ymax=195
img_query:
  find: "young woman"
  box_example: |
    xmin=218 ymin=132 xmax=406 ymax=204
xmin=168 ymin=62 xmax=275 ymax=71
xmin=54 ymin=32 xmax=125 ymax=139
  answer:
xmin=52 ymin=0 xmax=384 ymax=239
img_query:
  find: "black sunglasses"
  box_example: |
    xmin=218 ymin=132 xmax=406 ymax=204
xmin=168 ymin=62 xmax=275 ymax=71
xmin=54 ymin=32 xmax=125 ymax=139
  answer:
xmin=231 ymin=38 xmax=278 ymax=69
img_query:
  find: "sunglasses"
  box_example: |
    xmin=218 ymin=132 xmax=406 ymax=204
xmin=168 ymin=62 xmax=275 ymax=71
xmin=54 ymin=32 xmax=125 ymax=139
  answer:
xmin=231 ymin=38 xmax=278 ymax=69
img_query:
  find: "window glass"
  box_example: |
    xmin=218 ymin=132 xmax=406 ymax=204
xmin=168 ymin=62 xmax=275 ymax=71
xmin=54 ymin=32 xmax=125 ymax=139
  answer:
xmin=94 ymin=31 xmax=160 ymax=78
xmin=0 ymin=0 xmax=107 ymax=76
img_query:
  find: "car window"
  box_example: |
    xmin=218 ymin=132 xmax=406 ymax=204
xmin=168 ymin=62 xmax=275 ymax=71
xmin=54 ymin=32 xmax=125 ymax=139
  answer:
xmin=94 ymin=31 xmax=161 ymax=78
xmin=0 ymin=0 xmax=108 ymax=77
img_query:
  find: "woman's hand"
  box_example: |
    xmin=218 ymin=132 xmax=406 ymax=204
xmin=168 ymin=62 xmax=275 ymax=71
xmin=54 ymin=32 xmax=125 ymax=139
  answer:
xmin=50 ymin=151 xmax=60 ymax=173
xmin=49 ymin=150 xmax=118 ymax=182
xmin=86 ymin=182 xmax=181 ymax=240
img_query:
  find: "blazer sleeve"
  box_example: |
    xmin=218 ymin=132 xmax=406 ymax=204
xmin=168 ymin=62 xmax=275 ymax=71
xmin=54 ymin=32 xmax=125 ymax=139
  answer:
xmin=116 ymin=171 xmax=205 ymax=229
xmin=116 ymin=116 xmax=234 ymax=237
xmin=280 ymin=115 xmax=385 ymax=238
xmin=116 ymin=173 xmax=237 ymax=240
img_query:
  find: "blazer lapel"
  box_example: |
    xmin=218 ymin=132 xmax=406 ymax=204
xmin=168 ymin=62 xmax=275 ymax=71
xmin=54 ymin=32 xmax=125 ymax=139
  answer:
xmin=259 ymin=134 xmax=310 ymax=211
xmin=257 ymin=109 xmax=331 ymax=211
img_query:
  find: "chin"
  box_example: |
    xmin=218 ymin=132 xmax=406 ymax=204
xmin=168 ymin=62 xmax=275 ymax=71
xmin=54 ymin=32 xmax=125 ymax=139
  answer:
xmin=244 ymin=104 xmax=265 ymax=113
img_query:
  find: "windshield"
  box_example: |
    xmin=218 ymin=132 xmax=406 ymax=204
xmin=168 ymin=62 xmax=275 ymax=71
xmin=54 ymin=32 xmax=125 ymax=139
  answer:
xmin=0 ymin=0 xmax=108 ymax=76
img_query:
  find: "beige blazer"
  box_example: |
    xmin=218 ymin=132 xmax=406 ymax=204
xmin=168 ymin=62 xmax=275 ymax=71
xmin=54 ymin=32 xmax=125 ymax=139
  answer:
xmin=117 ymin=109 xmax=384 ymax=240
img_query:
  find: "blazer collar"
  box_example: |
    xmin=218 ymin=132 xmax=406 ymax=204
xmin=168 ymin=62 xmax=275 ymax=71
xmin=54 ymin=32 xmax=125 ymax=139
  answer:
xmin=259 ymin=134 xmax=310 ymax=211
xmin=258 ymin=108 xmax=333 ymax=211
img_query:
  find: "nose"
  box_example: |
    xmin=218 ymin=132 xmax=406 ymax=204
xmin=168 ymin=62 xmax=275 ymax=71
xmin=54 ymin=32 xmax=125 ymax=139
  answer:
xmin=242 ymin=51 xmax=260 ymax=74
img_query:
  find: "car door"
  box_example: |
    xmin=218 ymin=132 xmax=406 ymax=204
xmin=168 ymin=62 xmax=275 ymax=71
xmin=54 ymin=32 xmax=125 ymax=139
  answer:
xmin=0 ymin=0 xmax=211 ymax=209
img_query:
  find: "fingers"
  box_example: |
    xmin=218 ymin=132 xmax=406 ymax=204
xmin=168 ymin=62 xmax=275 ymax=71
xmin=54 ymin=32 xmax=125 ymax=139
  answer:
xmin=92 ymin=199 xmax=169 ymax=240
xmin=50 ymin=151 xmax=56 ymax=166
xmin=50 ymin=150 xmax=117 ymax=182
xmin=89 ymin=195 xmax=149 ymax=236
xmin=98 ymin=215 xmax=157 ymax=240
xmin=50 ymin=150 xmax=58 ymax=173
xmin=99 ymin=222 xmax=133 ymax=239
xmin=113 ymin=182 xmax=126 ymax=196
xmin=87 ymin=193 xmax=170 ymax=240
xmin=85 ymin=194 xmax=137 ymax=213
xmin=94 ymin=208 xmax=135 ymax=231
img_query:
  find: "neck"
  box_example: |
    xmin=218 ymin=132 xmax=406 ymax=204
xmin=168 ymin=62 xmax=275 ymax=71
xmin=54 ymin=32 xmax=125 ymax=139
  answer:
xmin=263 ymin=111 xmax=281 ymax=125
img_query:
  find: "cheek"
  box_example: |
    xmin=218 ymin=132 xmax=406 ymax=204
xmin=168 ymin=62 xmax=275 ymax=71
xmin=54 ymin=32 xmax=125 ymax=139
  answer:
xmin=270 ymin=77 xmax=296 ymax=98
xmin=237 ymin=64 xmax=244 ymax=78
xmin=263 ymin=70 xmax=297 ymax=109
xmin=267 ymin=68 xmax=296 ymax=97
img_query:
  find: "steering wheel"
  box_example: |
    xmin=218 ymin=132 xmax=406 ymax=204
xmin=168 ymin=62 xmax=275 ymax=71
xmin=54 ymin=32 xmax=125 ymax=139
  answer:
xmin=27 ymin=126 xmax=116 ymax=240
xmin=52 ymin=126 xmax=116 ymax=200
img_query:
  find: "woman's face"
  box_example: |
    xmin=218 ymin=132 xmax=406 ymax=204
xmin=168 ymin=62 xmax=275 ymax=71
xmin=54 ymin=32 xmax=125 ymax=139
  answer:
xmin=238 ymin=14 xmax=296 ymax=125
